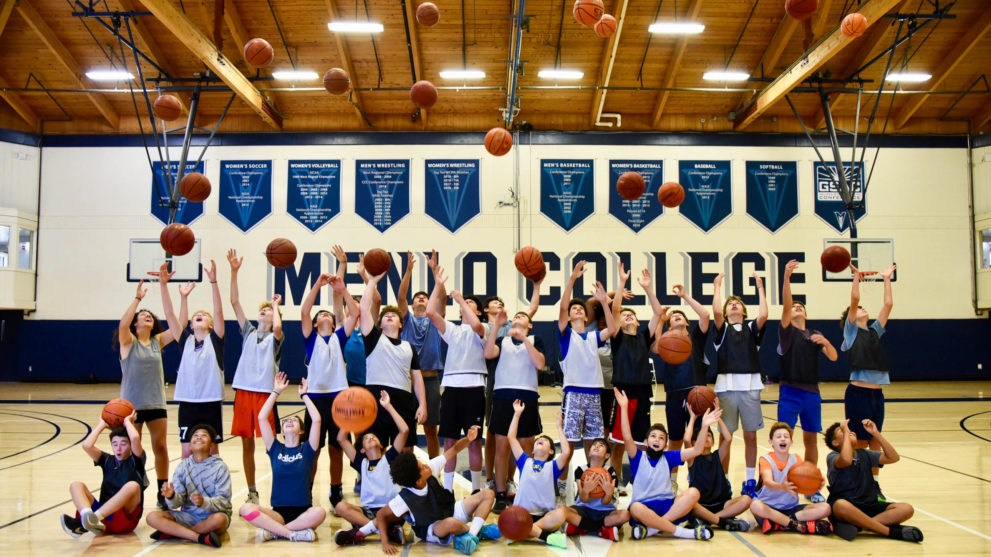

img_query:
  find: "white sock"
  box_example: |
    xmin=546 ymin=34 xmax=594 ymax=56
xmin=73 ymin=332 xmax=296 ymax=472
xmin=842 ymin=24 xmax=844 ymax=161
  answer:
xmin=94 ymin=509 xmax=105 ymax=520
xmin=471 ymin=470 xmax=482 ymax=492
xmin=746 ymin=467 xmax=756 ymax=482
xmin=673 ymin=526 xmax=695 ymax=539
xmin=81 ymin=507 xmax=92 ymax=516
xmin=444 ymin=472 xmax=455 ymax=491
xmin=469 ymin=516 xmax=484 ymax=537
xmin=359 ymin=521 xmax=378 ymax=535
xmin=646 ymin=527 xmax=660 ymax=537
xmin=873 ymin=474 xmax=880 ymax=481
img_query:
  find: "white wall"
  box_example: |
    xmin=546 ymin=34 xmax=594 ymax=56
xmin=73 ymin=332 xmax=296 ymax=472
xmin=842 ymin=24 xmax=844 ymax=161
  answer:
xmin=973 ymin=144 xmax=991 ymax=308
xmin=0 ymin=140 xmax=40 ymax=309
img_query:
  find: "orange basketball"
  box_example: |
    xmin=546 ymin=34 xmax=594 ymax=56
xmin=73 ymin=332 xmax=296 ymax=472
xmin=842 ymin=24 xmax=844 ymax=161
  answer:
xmin=363 ymin=248 xmax=392 ymax=276
xmin=243 ymin=37 xmax=274 ymax=67
xmin=581 ymin=466 xmax=610 ymax=498
xmin=841 ymin=12 xmax=867 ymax=38
xmin=658 ymin=181 xmax=685 ymax=208
xmin=531 ymin=266 xmax=546 ymax=283
xmin=655 ymin=330 xmax=692 ymax=364
xmin=514 ymin=246 xmax=545 ymax=279
xmin=820 ymin=245 xmax=851 ymax=273
xmin=686 ymin=385 xmax=717 ymax=415
xmin=159 ymin=223 xmax=195 ymax=256
xmin=332 ymin=386 xmax=378 ymax=432
xmin=266 ymin=238 xmax=297 ymax=269
xmin=497 ymin=505 xmax=533 ymax=541
xmin=179 ymin=172 xmax=211 ymax=203
xmin=787 ymin=461 xmax=824 ymax=496
xmin=152 ymin=95 xmax=183 ymax=121
xmin=415 ymin=2 xmax=440 ymax=26
xmin=594 ymin=14 xmax=617 ymax=38
xmin=102 ymin=398 xmax=134 ymax=428
xmin=410 ymin=80 xmax=438 ymax=109
xmin=573 ymin=0 xmax=604 ymax=26
xmin=323 ymin=67 xmax=350 ymax=95
xmin=785 ymin=0 xmax=818 ymax=21
xmin=616 ymin=171 xmax=646 ymax=200
xmin=484 ymin=127 xmax=513 ymax=156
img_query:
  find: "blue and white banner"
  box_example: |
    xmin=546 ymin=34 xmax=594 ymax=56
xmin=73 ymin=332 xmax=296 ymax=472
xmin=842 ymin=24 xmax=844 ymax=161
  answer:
xmin=151 ymin=160 xmax=204 ymax=225
xmin=356 ymin=160 xmax=410 ymax=233
xmin=219 ymin=160 xmax=272 ymax=232
xmin=608 ymin=160 xmax=664 ymax=233
xmin=745 ymin=161 xmax=798 ymax=233
xmin=287 ymin=160 xmax=341 ymax=232
xmin=813 ymin=161 xmax=865 ymax=232
xmin=424 ymin=159 xmax=480 ymax=233
xmin=678 ymin=160 xmax=732 ymax=233
xmin=540 ymin=159 xmax=595 ymax=232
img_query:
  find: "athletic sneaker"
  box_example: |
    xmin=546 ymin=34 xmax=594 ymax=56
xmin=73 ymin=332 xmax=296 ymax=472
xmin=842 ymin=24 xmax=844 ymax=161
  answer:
xmin=832 ymin=520 xmax=859 ymax=541
xmin=796 ymin=519 xmax=832 ymax=535
xmin=565 ymin=523 xmax=588 ymax=536
xmin=693 ymin=524 xmax=713 ymax=540
xmin=485 ymin=479 xmax=495 ymax=491
xmin=723 ymin=518 xmax=752 ymax=532
xmin=80 ymin=509 xmax=105 ymax=534
xmin=452 ymin=533 xmax=479 ymax=555
xmin=60 ymin=514 xmax=87 ymax=538
xmin=493 ymin=493 xmax=510 ymax=513
xmin=506 ymin=480 xmax=518 ymax=497
xmin=807 ymin=491 xmax=826 ymax=503
xmin=246 ymin=489 xmax=260 ymax=505
xmin=741 ymin=479 xmax=757 ymax=498
xmin=546 ymin=532 xmax=568 ymax=549
xmin=875 ymin=482 xmax=889 ymax=503
xmin=197 ymin=532 xmax=221 ymax=547
xmin=598 ymin=526 xmax=619 ymax=541
xmin=255 ymin=528 xmax=275 ymax=542
xmin=334 ymin=527 xmax=365 ymax=545
xmin=149 ymin=530 xmax=174 ymax=540
xmin=478 ymin=523 xmax=502 ymax=540
xmin=387 ymin=524 xmax=405 ymax=545
xmin=631 ymin=524 xmax=648 ymax=540
xmin=760 ymin=518 xmax=785 ymax=534
xmin=289 ymin=528 xmax=316 ymax=542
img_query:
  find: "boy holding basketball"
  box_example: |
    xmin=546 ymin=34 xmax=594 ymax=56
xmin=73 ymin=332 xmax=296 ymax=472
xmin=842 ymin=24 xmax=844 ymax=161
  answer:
xmin=375 ymin=425 xmax=500 ymax=555
xmin=684 ymin=406 xmax=753 ymax=531
xmin=61 ymin=410 xmax=147 ymax=537
xmin=228 ymin=249 xmax=284 ymax=505
xmin=564 ymin=437 xmax=628 ymax=540
xmin=711 ymin=271 xmax=767 ymax=497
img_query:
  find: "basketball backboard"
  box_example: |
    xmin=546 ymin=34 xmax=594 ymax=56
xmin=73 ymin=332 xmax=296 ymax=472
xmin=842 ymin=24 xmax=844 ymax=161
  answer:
xmin=822 ymin=238 xmax=895 ymax=282
xmin=127 ymin=238 xmax=202 ymax=282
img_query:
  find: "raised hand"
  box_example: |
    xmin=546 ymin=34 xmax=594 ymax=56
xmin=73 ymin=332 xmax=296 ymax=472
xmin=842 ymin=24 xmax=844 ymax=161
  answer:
xmin=862 ymin=419 xmax=879 ymax=436
xmin=227 ymin=249 xmax=242 ymax=271
xmin=784 ymin=259 xmax=799 ymax=278
xmin=204 ymin=259 xmax=218 ymax=283
xmin=637 ymin=268 xmax=652 ymax=289
xmin=752 ymin=271 xmax=764 ymax=289
xmin=513 ymin=399 xmax=525 ymax=414
xmin=273 ymin=371 xmax=289 ymax=394
xmin=714 ymin=272 xmax=725 ymax=285
xmin=809 ymin=333 xmax=829 ymax=346
xmin=149 ymin=262 xmax=175 ymax=284
xmin=613 ymin=387 xmax=628 ymax=408
xmin=272 ymin=293 xmax=282 ymax=307
xmin=592 ymin=281 xmax=609 ymax=303
xmin=356 ymin=254 xmax=368 ymax=281
xmin=569 ymin=260 xmax=587 ymax=282
xmin=379 ymin=390 xmax=392 ymax=407
xmin=466 ymin=425 xmax=480 ymax=442
xmin=332 ymin=244 xmax=347 ymax=265
xmin=134 ymin=279 xmax=148 ymax=300
xmin=672 ymin=284 xmax=686 ymax=298
xmin=494 ymin=308 xmax=508 ymax=328
xmin=880 ymin=264 xmax=897 ymax=280
xmin=618 ymin=262 xmax=631 ymax=286
xmin=179 ymin=282 xmax=195 ymax=297
xmin=298 ymin=377 xmax=309 ymax=396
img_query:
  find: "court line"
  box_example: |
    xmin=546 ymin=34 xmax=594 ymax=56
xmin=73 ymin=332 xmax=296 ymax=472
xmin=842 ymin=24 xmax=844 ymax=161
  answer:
xmin=730 ymin=530 xmax=767 ymax=557
xmin=0 ymin=410 xmax=91 ymax=472
xmin=0 ymin=411 xmax=61 ymax=460
xmin=959 ymin=411 xmax=991 ymax=443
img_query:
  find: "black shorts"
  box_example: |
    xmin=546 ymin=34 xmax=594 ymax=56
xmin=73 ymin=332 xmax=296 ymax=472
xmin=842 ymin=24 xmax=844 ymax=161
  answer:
xmin=439 ymin=386 xmax=486 ymax=439
xmin=844 ymin=384 xmax=885 ymax=440
xmin=135 ymin=408 xmax=168 ymax=424
xmin=362 ymin=506 xmax=383 ymax=520
xmin=423 ymin=375 xmax=441 ymax=427
xmin=699 ymin=497 xmax=731 ymax=515
xmin=304 ymin=394 xmax=342 ymax=450
xmin=664 ymin=388 xmax=691 ymax=442
xmin=607 ymin=391 xmax=652 ymax=444
xmin=600 ymin=388 xmax=616 ymax=430
xmin=367 ymin=385 xmax=418 ymax=449
xmin=177 ymin=401 xmax=223 ymax=443
xmin=489 ymin=395 xmax=542 ymax=438
xmin=768 ymin=503 xmax=807 ymax=519
xmin=571 ymin=505 xmax=612 ymax=530
xmin=484 ymin=371 xmax=496 ymax=425
xmin=834 ymin=499 xmax=892 ymax=518
xmin=273 ymin=505 xmax=311 ymax=523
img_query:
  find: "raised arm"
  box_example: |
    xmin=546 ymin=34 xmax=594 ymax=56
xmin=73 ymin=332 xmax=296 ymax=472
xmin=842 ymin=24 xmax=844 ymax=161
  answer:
xmin=381 ymin=390 xmax=409 ymax=451
xmin=359 ymin=273 xmax=385 ymax=333
xmin=680 ymin=408 xmax=721 ymax=461
xmin=638 ymin=269 xmax=663 ymax=336
xmin=864 ymin=419 xmax=899 ymax=465
xmin=712 ymin=272 xmax=725 ymax=330
xmin=397 ymin=251 xmax=414 ymax=319
xmin=452 ymin=290 xmax=485 ymax=337
xmin=299 ymin=378 xmax=321 ymax=451
xmin=507 ymin=400 xmax=526 ymax=461
xmin=674 ymin=284 xmax=709 ymax=333
xmin=331 ymin=276 xmax=361 ymax=336
xmin=780 ymin=259 xmax=799 ymax=329
xmin=358 ymin=254 xmax=383 ymax=320
xmin=848 ymin=264 xmax=862 ymax=325
xmin=271 ymin=294 xmax=283 ymax=340
xmin=442 ymin=425 xmax=480 ymax=462
xmin=424 ymin=266 xmax=449 ymax=334
xmin=336 ymin=427 xmax=357 ymax=462
xmin=81 ymin=417 xmax=108 ymax=462
xmin=525 ymin=275 xmax=542 ymax=319
xmin=178 ymin=282 xmax=193 ymax=331
xmin=426 ymin=250 xmax=446 ymax=318
xmin=833 ymin=420 xmax=854 ymax=469
xmin=514 ymin=327 xmax=545 ymax=369
xmin=119 ymin=281 xmax=146 ymax=356
xmin=156 ymin=263 xmax=180 ymax=347
xmin=227 ymin=249 xmax=248 ymax=327
xmin=553 ymin=410 xmax=572 ymax=471
xmin=204 ymin=260 xmax=224 ymax=338
xmin=592 ymin=281 xmax=616 ymax=340
xmin=483 ymin=309 xmax=507 ymax=359
xmin=609 ymin=263 xmax=631 ymax=338
xmin=123 ymin=410 xmax=144 ymax=458
xmin=614 ymin=388 xmax=638 ymax=459
xmin=559 ymin=260 xmax=586 ymax=332
xmin=259 ymin=372 xmax=288 ymax=451
xmin=754 ymin=272 xmax=768 ymax=330
xmin=301 ymin=273 xmax=333 ymax=339
xmin=331 ymin=245 xmax=347 ymax=327
xmin=877 ymin=264 xmax=896 ymax=327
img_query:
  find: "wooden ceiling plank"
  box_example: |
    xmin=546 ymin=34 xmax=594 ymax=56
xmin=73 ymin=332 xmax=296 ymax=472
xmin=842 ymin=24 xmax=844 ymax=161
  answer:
xmin=590 ymin=0 xmax=630 ymax=126
xmin=16 ymin=1 xmax=120 ymax=128
xmin=734 ymin=0 xmax=903 ymax=131
xmin=734 ymin=16 xmax=799 ymax=111
xmin=650 ymin=0 xmax=704 ymax=128
xmin=0 ymin=77 xmax=40 ymax=131
xmin=324 ymin=0 xmax=369 ymax=125
xmin=140 ymin=0 xmax=281 ymax=129
xmin=973 ymin=102 xmax=991 ymax=131
xmin=892 ymin=5 xmax=991 ymax=129
xmin=221 ymin=0 xmax=250 ymax=58
xmin=402 ymin=0 xmax=426 ymax=127
xmin=0 ymin=0 xmax=15 ymax=37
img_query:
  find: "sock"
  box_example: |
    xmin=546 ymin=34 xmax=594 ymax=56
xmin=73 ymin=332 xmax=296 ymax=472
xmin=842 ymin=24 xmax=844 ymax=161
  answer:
xmin=745 ymin=467 xmax=756 ymax=482
xmin=359 ymin=521 xmax=378 ymax=535
xmin=81 ymin=506 xmax=92 ymax=516
xmin=469 ymin=516 xmax=484 ymax=537
xmin=538 ymin=529 xmax=550 ymax=542
xmin=94 ymin=509 xmax=105 ymax=520
xmin=331 ymin=484 xmax=343 ymax=496
xmin=471 ymin=470 xmax=482 ymax=492
xmin=248 ymin=485 xmax=257 ymax=493
xmin=673 ymin=525 xmax=699 ymax=538
xmin=444 ymin=472 xmax=455 ymax=491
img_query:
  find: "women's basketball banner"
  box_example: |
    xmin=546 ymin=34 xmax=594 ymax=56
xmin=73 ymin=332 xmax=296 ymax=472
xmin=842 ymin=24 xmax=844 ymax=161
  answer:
xmin=219 ymin=160 xmax=272 ymax=232
xmin=355 ymin=160 xmax=410 ymax=233
xmin=745 ymin=161 xmax=798 ymax=233
xmin=150 ymin=161 xmax=204 ymax=225
xmin=287 ymin=160 xmax=341 ymax=232
xmin=540 ymin=159 xmax=595 ymax=232
xmin=424 ymin=159 xmax=480 ymax=233
xmin=678 ymin=160 xmax=732 ymax=233
xmin=608 ymin=160 xmax=664 ymax=233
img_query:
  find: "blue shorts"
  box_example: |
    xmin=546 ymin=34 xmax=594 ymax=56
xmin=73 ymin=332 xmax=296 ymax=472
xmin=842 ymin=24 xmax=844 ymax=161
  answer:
xmin=777 ymin=385 xmax=822 ymax=433
xmin=629 ymin=498 xmax=689 ymax=526
xmin=844 ymin=384 xmax=884 ymax=440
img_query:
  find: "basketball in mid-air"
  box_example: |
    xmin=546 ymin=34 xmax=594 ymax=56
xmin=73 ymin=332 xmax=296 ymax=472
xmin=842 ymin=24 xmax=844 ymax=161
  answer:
xmin=265 ymin=238 xmax=297 ymax=269
xmin=179 ymin=172 xmax=211 ymax=203
xmin=243 ymin=38 xmax=275 ymax=67
xmin=410 ymin=80 xmax=438 ymax=109
xmin=617 ymin=171 xmax=646 ymax=200
xmin=363 ymin=248 xmax=392 ymax=276
xmin=785 ymin=0 xmax=818 ymax=21
xmin=594 ymin=14 xmax=617 ymax=38
xmin=416 ymin=2 xmax=440 ymax=26
xmin=687 ymin=385 xmax=717 ymax=416
xmin=160 ymin=223 xmax=195 ymax=256
xmin=655 ymin=330 xmax=692 ymax=364
xmin=485 ymin=127 xmax=513 ymax=156
xmin=152 ymin=95 xmax=183 ymax=121
xmin=820 ymin=245 xmax=851 ymax=273
xmin=573 ymin=0 xmax=604 ymax=26
xmin=332 ymin=387 xmax=378 ymax=432
xmin=323 ymin=68 xmax=351 ymax=95
xmin=842 ymin=12 xmax=867 ymax=38
xmin=514 ymin=246 xmax=545 ymax=279
xmin=658 ymin=182 xmax=685 ymax=208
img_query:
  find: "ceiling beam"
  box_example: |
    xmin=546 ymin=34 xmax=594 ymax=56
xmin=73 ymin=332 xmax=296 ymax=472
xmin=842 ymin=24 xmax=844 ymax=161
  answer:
xmin=892 ymin=5 xmax=991 ymax=129
xmin=734 ymin=16 xmax=799 ymax=112
xmin=219 ymin=0 xmax=250 ymax=60
xmin=324 ymin=0 xmax=369 ymax=125
xmin=734 ymin=0 xmax=902 ymax=131
xmin=402 ymin=0 xmax=427 ymax=127
xmin=590 ymin=0 xmax=630 ymax=126
xmin=973 ymin=102 xmax=991 ymax=132
xmin=17 ymin=1 xmax=120 ymax=128
xmin=650 ymin=0 xmax=703 ymax=127
xmin=0 ymin=0 xmax=14 ymax=35
xmin=140 ymin=0 xmax=281 ymax=129
xmin=0 ymin=77 xmax=39 ymax=131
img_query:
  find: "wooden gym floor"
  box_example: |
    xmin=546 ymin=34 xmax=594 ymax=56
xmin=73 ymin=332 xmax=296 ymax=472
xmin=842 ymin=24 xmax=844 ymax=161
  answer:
xmin=0 ymin=381 xmax=988 ymax=556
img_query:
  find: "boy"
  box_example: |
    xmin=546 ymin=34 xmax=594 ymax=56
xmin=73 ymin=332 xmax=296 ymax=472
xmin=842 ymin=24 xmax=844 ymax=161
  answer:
xmin=684 ymin=405 xmax=752 ymax=531
xmin=146 ymin=424 xmax=232 ymax=547
xmin=749 ymin=422 xmax=831 ymax=535
xmin=825 ymin=419 xmax=923 ymax=542
xmin=712 ymin=271 xmax=767 ymax=497
xmin=616 ymin=388 xmax=717 ymax=541
xmin=375 ymin=426 xmax=500 ymax=555
xmin=778 ymin=260 xmax=838 ymax=502
xmin=564 ymin=437 xmax=628 ymax=540
xmin=334 ymin=390 xmax=409 ymax=545
xmin=61 ymin=411 xmax=147 ymax=537
xmin=228 ymin=249 xmax=283 ymax=504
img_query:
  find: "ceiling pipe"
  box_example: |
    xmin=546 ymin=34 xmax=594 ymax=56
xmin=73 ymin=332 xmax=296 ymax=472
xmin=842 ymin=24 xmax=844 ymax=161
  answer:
xmin=502 ymin=0 xmax=526 ymax=128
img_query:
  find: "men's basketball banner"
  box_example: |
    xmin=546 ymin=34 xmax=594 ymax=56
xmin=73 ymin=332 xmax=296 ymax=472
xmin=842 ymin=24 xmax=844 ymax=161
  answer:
xmin=219 ymin=160 xmax=272 ymax=232
xmin=150 ymin=161 xmax=204 ymax=225
xmin=745 ymin=161 xmax=798 ymax=233
xmin=678 ymin=160 xmax=732 ymax=233
xmin=540 ymin=159 xmax=595 ymax=232
xmin=608 ymin=160 xmax=664 ymax=233
xmin=813 ymin=161 xmax=866 ymax=233
xmin=424 ymin=160 xmax=480 ymax=233
xmin=355 ymin=159 xmax=410 ymax=233
xmin=287 ymin=160 xmax=341 ymax=232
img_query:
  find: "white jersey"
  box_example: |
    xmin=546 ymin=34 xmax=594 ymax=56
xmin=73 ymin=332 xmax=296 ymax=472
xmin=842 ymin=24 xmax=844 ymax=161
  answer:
xmin=493 ymin=336 xmax=539 ymax=392
xmin=366 ymin=334 xmax=415 ymax=391
xmin=440 ymin=321 xmax=486 ymax=388
xmin=630 ymin=450 xmax=679 ymax=503
xmin=512 ymin=456 xmax=558 ymax=514
xmin=756 ymin=453 xmax=800 ymax=510
xmin=174 ymin=331 xmax=224 ymax=402
xmin=560 ymin=327 xmax=604 ymax=389
xmin=232 ymin=322 xmax=279 ymax=393
xmin=359 ymin=450 xmax=400 ymax=509
xmin=307 ymin=330 xmax=349 ymax=394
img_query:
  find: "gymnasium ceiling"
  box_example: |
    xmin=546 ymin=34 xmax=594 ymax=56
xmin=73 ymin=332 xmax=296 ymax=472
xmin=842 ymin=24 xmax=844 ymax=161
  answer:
xmin=0 ymin=0 xmax=990 ymax=136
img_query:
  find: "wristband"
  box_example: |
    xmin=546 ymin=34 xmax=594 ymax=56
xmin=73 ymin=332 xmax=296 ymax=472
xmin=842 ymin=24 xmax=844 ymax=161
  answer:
xmin=272 ymin=390 xmax=281 ymax=395
xmin=210 ymin=281 xmax=217 ymax=284
xmin=134 ymin=297 xmax=141 ymax=301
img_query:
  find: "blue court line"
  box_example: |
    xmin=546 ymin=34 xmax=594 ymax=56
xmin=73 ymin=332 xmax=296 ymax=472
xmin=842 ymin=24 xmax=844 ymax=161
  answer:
xmin=0 ymin=411 xmax=60 ymax=460
xmin=960 ymin=411 xmax=991 ymax=443
xmin=730 ymin=531 xmax=767 ymax=557
xmin=0 ymin=410 xmax=91 ymax=472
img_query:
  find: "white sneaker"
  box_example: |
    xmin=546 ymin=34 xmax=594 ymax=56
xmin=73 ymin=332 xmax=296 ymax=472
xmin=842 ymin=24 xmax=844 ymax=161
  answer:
xmin=256 ymin=528 xmax=275 ymax=542
xmin=246 ymin=489 xmax=260 ymax=505
xmin=289 ymin=528 xmax=316 ymax=542
xmin=80 ymin=509 xmax=105 ymax=534
xmin=506 ymin=480 xmax=518 ymax=497
xmin=485 ymin=480 xmax=495 ymax=491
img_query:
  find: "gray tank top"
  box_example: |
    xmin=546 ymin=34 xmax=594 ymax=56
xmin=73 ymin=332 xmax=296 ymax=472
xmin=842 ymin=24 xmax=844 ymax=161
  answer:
xmin=120 ymin=335 xmax=166 ymax=411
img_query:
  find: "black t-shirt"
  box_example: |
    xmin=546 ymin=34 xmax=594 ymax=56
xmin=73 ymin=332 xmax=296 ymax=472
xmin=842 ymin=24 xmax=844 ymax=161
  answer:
xmin=97 ymin=450 xmax=148 ymax=504
xmin=826 ymin=448 xmax=882 ymax=505
xmin=363 ymin=326 xmax=421 ymax=370
xmin=610 ymin=328 xmax=654 ymax=386
xmin=689 ymin=451 xmax=731 ymax=505
xmin=658 ymin=324 xmax=710 ymax=391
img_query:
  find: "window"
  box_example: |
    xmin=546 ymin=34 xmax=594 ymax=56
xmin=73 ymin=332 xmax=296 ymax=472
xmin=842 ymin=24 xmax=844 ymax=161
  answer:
xmin=983 ymin=229 xmax=991 ymax=269
xmin=0 ymin=225 xmax=8 ymax=267
xmin=18 ymin=228 xmax=33 ymax=270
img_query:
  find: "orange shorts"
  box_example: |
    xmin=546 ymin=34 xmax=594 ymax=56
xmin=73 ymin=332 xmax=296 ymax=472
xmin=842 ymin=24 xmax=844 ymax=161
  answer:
xmin=231 ymin=390 xmax=279 ymax=437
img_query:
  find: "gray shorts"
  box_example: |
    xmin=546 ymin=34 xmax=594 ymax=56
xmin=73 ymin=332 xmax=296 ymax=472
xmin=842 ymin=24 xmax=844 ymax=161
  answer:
xmin=169 ymin=509 xmax=231 ymax=530
xmin=562 ymin=391 xmax=604 ymax=442
xmin=716 ymin=390 xmax=763 ymax=433
xmin=423 ymin=374 xmax=441 ymax=427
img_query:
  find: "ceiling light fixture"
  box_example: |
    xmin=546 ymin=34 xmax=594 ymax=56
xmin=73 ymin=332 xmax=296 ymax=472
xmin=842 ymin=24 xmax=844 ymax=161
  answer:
xmin=538 ymin=69 xmax=584 ymax=80
xmin=703 ymin=70 xmax=749 ymax=81
xmin=271 ymin=70 xmax=319 ymax=81
xmin=328 ymin=21 xmax=384 ymax=33
xmin=885 ymin=72 xmax=932 ymax=83
xmin=648 ymin=22 xmax=705 ymax=34
xmin=85 ymin=70 xmax=135 ymax=81
xmin=439 ymin=69 xmax=486 ymax=79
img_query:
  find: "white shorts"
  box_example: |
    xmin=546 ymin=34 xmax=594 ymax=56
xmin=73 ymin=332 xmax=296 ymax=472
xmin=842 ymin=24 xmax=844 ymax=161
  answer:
xmin=424 ymin=500 xmax=468 ymax=545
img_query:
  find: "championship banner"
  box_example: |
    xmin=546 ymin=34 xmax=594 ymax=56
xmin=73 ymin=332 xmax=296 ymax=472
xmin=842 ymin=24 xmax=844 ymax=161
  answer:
xmin=287 ymin=160 xmax=341 ymax=232
xmin=813 ymin=161 xmax=866 ymax=232
xmin=608 ymin=160 xmax=664 ymax=233
xmin=355 ymin=160 xmax=411 ymax=233
xmin=678 ymin=160 xmax=732 ymax=233
xmin=219 ymin=160 xmax=272 ymax=232
xmin=151 ymin=161 xmax=204 ymax=225
xmin=424 ymin=159 xmax=480 ymax=233
xmin=540 ymin=159 xmax=594 ymax=232
xmin=745 ymin=161 xmax=798 ymax=233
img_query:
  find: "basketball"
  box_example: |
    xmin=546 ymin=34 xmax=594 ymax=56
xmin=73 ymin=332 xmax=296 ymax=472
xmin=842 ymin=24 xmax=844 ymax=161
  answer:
xmin=820 ymin=245 xmax=851 ymax=273
xmin=594 ymin=14 xmax=617 ymax=38
xmin=842 ymin=12 xmax=867 ymax=38
xmin=265 ymin=238 xmax=297 ymax=268
xmin=152 ymin=95 xmax=183 ymax=121
xmin=323 ymin=67 xmax=350 ymax=95
xmin=573 ymin=0 xmax=604 ymax=26
xmin=179 ymin=172 xmax=211 ymax=203
xmin=787 ymin=460 xmax=824 ymax=496
xmin=102 ymin=398 xmax=134 ymax=428
xmin=514 ymin=246 xmax=544 ymax=279
xmin=243 ymin=37 xmax=274 ymax=67
xmin=416 ymin=2 xmax=440 ymax=26
xmin=331 ymin=386 xmax=378 ymax=432
xmin=484 ymin=127 xmax=513 ymax=156
xmin=497 ymin=505 xmax=533 ymax=541
xmin=363 ymin=248 xmax=392 ymax=276
xmin=410 ymin=80 xmax=438 ymax=109
xmin=655 ymin=330 xmax=692 ymax=364
xmin=159 ymin=223 xmax=195 ymax=256
xmin=531 ymin=266 xmax=546 ymax=283
xmin=658 ymin=181 xmax=685 ymax=208
xmin=785 ymin=0 xmax=818 ymax=21
xmin=581 ymin=466 xmax=610 ymax=498
xmin=616 ymin=171 xmax=646 ymax=200
xmin=686 ymin=385 xmax=717 ymax=416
